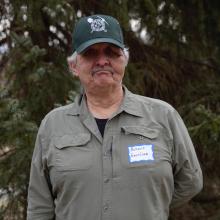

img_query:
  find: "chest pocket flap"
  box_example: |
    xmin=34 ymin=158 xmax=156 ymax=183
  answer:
xmin=121 ymin=126 xmax=158 ymax=139
xmin=54 ymin=133 xmax=92 ymax=171
xmin=55 ymin=133 xmax=91 ymax=149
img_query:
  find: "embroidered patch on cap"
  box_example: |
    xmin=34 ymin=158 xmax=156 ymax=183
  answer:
xmin=128 ymin=144 xmax=154 ymax=163
xmin=87 ymin=16 xmax=109 ymax=33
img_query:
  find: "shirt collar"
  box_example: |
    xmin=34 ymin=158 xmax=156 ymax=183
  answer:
xmin=117 ymin=86 xmax=144 ymax=117
xmin=65 ymin=93 xmax=84 ymax=116
xmin=65 ymin=86 xmax=144 ymax=118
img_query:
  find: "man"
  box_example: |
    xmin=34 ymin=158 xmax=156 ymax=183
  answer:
xmin=27 ymin=14 xmax=203 ymax=220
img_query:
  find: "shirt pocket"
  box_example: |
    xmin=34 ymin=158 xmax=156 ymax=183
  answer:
xmin=54 ymin=133 xmax=93 ymax=171
xmin=120 ymin=125 xmax=171 ymax=168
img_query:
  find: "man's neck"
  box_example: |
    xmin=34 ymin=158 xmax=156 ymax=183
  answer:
xmin=85 ymin=86 xmax=124 ymax=119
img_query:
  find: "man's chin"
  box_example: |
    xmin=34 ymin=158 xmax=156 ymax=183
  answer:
xmin=93 ymin=79 xmax=115 ymax=88
xmin=93 ymin=73 xmax=114 ymax=83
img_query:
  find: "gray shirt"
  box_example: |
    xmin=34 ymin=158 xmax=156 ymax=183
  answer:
xmin=27 ymin=87 xmax=203 ymax=220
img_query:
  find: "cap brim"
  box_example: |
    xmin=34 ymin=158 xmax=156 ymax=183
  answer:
xmin=76 ymin=38 xmax=124 ymax=53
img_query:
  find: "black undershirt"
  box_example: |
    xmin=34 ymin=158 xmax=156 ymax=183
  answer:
xmin=95 ymin=118 xmax=108 ymax=137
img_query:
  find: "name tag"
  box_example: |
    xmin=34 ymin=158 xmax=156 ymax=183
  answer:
xmin=128 ymin=144 xmax=154 ymax=163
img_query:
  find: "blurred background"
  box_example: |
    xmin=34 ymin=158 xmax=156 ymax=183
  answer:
xmin=0 ymin=0 xmax=220 ymax=219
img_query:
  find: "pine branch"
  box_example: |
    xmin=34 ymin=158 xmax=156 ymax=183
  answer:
xmin=0 ymin=147 xmax=16 ymax=160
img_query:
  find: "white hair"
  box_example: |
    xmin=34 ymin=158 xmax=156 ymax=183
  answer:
xmin=67 ymin=51 xmax=78 ymax=64
xmin=67 ymin=47 xmax=129 ymax=66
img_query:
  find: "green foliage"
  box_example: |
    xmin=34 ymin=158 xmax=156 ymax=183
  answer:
xmin=0 ymin=96 xmax=37 ymax=219
xmin=0 ymin=46 xmax=30 ymax=218
xmin=186 ymin=105 xmax=220 ymax=174
xmin=6 ymin=33 xmax=75 ymax=123
xmin=0 ymin=1 xmax=77 ymax=218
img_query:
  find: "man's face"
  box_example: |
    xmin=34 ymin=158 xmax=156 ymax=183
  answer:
xmin=73 ymin=43 xmax=127 ymax=92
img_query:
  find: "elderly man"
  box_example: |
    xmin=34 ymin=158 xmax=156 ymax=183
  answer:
xmin=27 ymin=14 xmax=203 ymax=220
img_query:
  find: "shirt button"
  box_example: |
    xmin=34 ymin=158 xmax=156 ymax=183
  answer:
xmin=104 ymin=178 xmax=109 ymax=183
xmin=103 ymin=204 xmax=109 ymax=211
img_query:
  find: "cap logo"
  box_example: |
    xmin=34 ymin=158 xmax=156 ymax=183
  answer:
xmin=87 ymin=16 xmax=109 ymax=33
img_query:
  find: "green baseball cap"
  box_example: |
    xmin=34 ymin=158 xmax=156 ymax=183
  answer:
xmin=72 ymin=14 xmax=125 ymax=53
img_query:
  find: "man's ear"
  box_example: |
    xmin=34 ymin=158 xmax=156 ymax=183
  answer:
xmin=68 ymin=60 xmax=79 ymax=77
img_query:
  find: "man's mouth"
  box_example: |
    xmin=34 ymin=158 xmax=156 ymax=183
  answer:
xmin=91 ymin=67 xmax=114 ymax=76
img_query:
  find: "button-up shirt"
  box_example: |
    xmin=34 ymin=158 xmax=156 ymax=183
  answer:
xmin=27 ymin=87 xmax=203 ymax=220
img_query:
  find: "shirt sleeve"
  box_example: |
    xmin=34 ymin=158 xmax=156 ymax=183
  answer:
xmin=168 ymin=109 xmax=203 ymax=208
xmin=27 ymin=120 xmax=55 ymax=220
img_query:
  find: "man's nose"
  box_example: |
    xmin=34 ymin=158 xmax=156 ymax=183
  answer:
xmin=95 ymin=53 xmax=110 ymax=66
